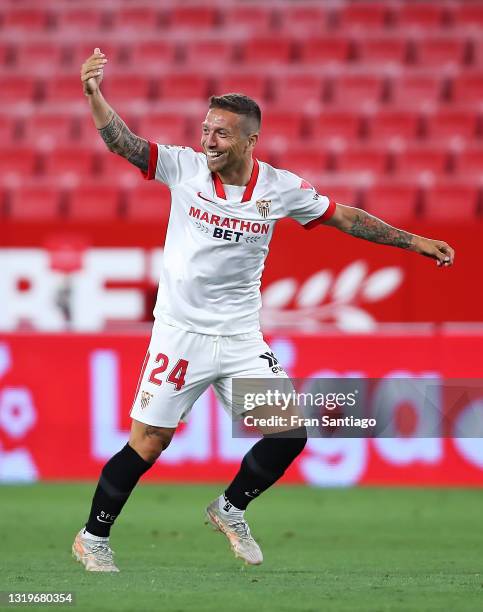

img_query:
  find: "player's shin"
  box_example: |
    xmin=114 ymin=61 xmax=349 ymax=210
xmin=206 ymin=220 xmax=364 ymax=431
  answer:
xmin=223 ymin=426 xmax=307 ymax=512
xmin=84 ymin=443 xmax=153 ymax=538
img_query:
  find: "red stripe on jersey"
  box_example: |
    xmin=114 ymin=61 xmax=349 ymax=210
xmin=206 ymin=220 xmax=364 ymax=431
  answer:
xmin=212 ymin=158 xmax=260 ymax=202
xmin=141 ymin=141 xmax=158 ymax=180
xmin=303 ymin=200 xmax=337 ymax=230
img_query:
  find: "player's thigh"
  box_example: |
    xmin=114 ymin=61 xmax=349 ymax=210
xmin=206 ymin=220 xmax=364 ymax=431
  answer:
xmin=214 ymin=332 xmax=301 ymax=431
xmin=130 ymin=320 xmax=215 ymax=428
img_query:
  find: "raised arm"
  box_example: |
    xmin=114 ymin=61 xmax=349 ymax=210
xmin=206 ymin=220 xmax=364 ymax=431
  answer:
xmin=325 ymin=204 xmax=455 ymax=267
xmin=80 ymin=48 xmax=149 ymax=173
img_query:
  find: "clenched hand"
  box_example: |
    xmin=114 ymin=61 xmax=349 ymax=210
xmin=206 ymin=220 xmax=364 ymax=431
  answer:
xmin=413 ymin=236 xmax=455 ymax=267
xmin=81 ymin=47 xmax=107 ymax=95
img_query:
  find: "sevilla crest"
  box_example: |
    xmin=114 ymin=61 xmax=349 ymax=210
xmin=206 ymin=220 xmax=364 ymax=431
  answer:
xmin=256 ymin=199 xmax=271 ymax=219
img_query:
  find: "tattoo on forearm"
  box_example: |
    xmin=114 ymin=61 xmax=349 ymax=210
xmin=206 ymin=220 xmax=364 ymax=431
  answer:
xmin=347 ymin=210 xmax=414 ymax=250
xmin=98 ymin=111 xmax=149 ymax=172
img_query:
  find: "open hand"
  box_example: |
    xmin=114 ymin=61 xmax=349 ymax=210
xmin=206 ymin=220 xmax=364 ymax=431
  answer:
xmin=81 ymin=47 xmax=107 ymax=95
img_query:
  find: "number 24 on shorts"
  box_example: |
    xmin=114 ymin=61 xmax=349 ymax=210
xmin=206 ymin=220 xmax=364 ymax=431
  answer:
xmin=147 ymin=352 xmax=189 ymax=391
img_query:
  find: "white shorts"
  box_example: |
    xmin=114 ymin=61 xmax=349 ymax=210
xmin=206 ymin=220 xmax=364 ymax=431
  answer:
xmin=130 ymin=320 xmax=290 ymax=428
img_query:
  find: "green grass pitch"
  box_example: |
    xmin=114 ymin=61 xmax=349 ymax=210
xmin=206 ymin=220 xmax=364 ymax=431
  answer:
xmin=0 ymin=484 xmax=482 ymax=612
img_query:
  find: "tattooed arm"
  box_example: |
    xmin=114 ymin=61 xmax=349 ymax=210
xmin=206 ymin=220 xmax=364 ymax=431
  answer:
xmin=325 ymin=204 xmax=455 ymax=267
xmin=80 ymin=48 xmax=149 ymax=172
xmin=94 ymin=109 xmax=149 ymax=172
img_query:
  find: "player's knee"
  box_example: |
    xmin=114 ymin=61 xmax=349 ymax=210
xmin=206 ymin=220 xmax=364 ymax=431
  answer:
xmin=129 ymin=423 xmax=175 ymax=463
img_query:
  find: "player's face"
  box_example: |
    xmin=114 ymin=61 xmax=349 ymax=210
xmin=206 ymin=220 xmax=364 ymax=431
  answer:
xmin=201 ymin=109 xmax=255 ymax=173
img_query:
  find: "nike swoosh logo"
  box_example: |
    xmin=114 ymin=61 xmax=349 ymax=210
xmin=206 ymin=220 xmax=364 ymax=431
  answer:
xmin=197 ymin=191 xmax=217 ymax=204
xmin=244 ymin=491 xmax=255 ymax=498
xmin=96 ymin=516 xmax=113 ymax=523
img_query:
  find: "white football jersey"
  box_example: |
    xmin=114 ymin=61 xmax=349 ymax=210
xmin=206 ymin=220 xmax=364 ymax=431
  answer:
xmin=143 ymin=142 xmax=335 ymax=335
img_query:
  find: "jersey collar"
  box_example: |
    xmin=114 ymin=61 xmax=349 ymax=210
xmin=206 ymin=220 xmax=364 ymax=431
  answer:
xmin=212 ymin=158 xmax=259 ymax=203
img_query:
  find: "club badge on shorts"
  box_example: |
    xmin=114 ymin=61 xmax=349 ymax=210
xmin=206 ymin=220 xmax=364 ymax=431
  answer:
xmin=256 ymin=199 xmax=271 ymax=219
xmin=140 ymin=390 xmax=154 ymax=409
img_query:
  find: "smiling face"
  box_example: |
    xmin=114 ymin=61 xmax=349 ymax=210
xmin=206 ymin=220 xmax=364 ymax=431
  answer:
xmin=201 ymin=108 xmax=258 ymax=177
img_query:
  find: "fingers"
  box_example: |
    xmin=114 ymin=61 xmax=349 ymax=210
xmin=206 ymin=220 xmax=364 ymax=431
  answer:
xmin=81 ymin=54 xmax=107 ymax=81
xmin=435 ymin=242 xmax=455 ymax=268
xmin=81 ymin=48 xmax=107 ymax=72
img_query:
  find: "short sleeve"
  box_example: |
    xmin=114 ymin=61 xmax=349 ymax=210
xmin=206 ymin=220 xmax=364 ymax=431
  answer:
xmin=282 ymin=173 xmax=336 ymax=229
xmin=142 ymin=142 xmax=204 ymax=188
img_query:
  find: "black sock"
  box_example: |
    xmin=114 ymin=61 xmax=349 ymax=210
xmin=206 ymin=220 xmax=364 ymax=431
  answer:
xmin=224 ymin=426 xmax=307 ymax=510
xmin=85 ymin=443 xmax=152 ymax=537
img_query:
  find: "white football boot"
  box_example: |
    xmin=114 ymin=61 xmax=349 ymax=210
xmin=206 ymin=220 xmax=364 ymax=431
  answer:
xmin=72 ymin=529 xmax=119 ymax=572
xmin=205 ymin=499 xmax=263 ymax=565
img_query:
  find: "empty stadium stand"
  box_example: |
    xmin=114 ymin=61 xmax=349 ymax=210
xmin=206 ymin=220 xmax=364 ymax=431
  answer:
xmin=0 ymin=0 xmax=482 ymax=222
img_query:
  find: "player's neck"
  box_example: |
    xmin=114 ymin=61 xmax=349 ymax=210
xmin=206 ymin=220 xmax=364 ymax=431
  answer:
xmin=217 ymin=158 xmax=254 ymax=186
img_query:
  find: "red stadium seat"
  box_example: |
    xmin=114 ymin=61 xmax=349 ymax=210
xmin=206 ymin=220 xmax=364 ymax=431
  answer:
xmin=4 ymin=9 xmax=50 ymax=32
xmin=278 ymin=6 xmax=328 ymax=33
xmin=415 ymin=36 xmax=468 ymax=67
xmin=261 ymin=112 xmax=304 ymax=145
xmin=14 ymin=42 xmax=64 ymax=72
xmin=354 ymin=35 xmax=408 ymax=66
xmin=127 ymin=41 xmax=177 ymax=66
xmin=394 ymin=145 xmax=449 ymax=177
xmin=454 ymin=4 xmax=483 ymax=29
xmin=42 ymin=147 xmax=96 ymax=179
xmin=111 ymin=7 xmax=160 ymax=31
xmin=222 ymin=6 xmax=274 ymax=32
xmin=216 ymin=73 xmax=267 ymax=101
xmin=169 ymin=6 xmax=218 ymax=29
xmin=335 ymin=145 xmax=389 ymax=174
xmin=424 ymin=182 xmax=479 ymax=221
xmin=337 ymin=3 xmax=389 ymax=29
xmin=271 ymin=74 xmax=324 ymax=108
xmin=396 ymin=3 xmax=446 ymax=29
xmin=299 ymin=38 xmax=351 ymax=65
xmin=0 ymin=147 xmax=38 ymax=177
xmin=104 ymin=75 xmax=152 ymax=101
xmin=100 ymin=154 xmax=142 ymax=183
xmin=138 ymin=114 xmax=187 ymax=145
xmin=242 ymin=37 xmax=293 ymax=64
xmin=9 ymin=184 xmax=62 ymax=220
xmin=0 ymin=187 xmax=6 ymax=218
xmin=316 ymin=179 xmax=360 ymax=205
xmin=452 ymin=73 xmax=483 ymax=105
xmin=0 ymin=42 xmax=11 ymax=64
xmin=159 ymin=73 xmax=209 ymax=101
xmin=364 ymin=182 xmax=419 ymax=222
xmin=42 ymin=76 xmax=85 ymax=102
xmin=311 ymin=111 xmax=362 ymax=142
xmin=0 ymin=116 xmax=16 ymax=144
xmin=453 ymin=146 xmax=483 ymax=178
xmin=425 ymin=109 xmax=478 ymax=142
xmin=77 ymin=115 xmax=109 ymax=148
xmin=277 ymin=145 xmax=331 ymax=176
xmin=55 ymin=9 xmax=107 ymax=33
xmin=125 ymin=184 xmax=171 ymax=221
xmin=253 ymin=144 xmax=278 ymax=166
xmin=183 ymin=40 xmax=235 ymax=67
xmin=22 ymin=113 xmax=74 ymax=146
xmin=367 ymin=109 xmax=421 ymax=143
xmin=0 ymin=76 xmax=37 ymax=104
xmin=390 ymin=73 xmax=444 ymax=106
xmin=68 ymin=42 xmax=123 ymax=67
xmin=472 ymin=39 xmax=483 ymax=67
xmin=330 ymin=73 xmax=384 ymax=106
xmin=67 ymin=184 xmax=122 ymax=220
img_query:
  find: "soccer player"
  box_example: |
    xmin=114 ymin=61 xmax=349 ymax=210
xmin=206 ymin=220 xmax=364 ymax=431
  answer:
xmin=73 ymin=49 xmax=455 ymax=572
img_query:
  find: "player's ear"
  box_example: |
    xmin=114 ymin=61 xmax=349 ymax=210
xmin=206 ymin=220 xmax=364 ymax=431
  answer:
xmin=247 ymin=133 xmax=258 ymax=150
